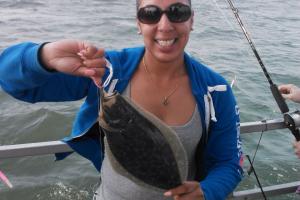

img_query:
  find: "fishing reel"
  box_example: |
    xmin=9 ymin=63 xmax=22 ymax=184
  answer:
xmin=284 ymin=110 xmax=300 ymax=141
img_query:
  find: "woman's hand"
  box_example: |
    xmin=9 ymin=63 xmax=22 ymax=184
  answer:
xmin=278 ymin=84 xmax=300 ymax=103
xmin=164 ymin=181 xmax=204 ymax=200
xmin=40 ymin=39 xmax=107 ymax=87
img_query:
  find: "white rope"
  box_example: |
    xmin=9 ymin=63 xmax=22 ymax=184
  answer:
xmin=102 ymin=59 xmax=113 ymax=89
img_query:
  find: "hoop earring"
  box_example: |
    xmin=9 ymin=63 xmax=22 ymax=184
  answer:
xmin=137 ymin=30 xmax=142 ymax=35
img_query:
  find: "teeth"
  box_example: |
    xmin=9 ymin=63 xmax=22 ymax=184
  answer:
xmin=157 ymin=39 xmax=175 ymax=47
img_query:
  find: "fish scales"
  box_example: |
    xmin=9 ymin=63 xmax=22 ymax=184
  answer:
xmin=99 ymin=89 xmax=188 ymax=190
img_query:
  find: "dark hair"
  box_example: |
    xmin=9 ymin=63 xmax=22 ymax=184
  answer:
xmin=136 ymin=0 xmax=192 ymax=11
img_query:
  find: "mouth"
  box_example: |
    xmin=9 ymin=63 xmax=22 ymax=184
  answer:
xmin=155 ymin=39 xmax=177 ymax=47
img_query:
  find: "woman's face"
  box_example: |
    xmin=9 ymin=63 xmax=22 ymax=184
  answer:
xmin=137 ymin=0 xmax=194 ymax=63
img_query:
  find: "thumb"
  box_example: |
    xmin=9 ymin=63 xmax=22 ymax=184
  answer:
xmin=91 ymin=76 xmax=102 ymax=88
xmin=281 ymin=93 xmax=292 ymax=100
xmin=79 ymin=43 xmax=98 ymax=59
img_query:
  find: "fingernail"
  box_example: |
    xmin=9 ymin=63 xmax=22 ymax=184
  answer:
xmin=164 ymin=191 xmax=172 ymax=196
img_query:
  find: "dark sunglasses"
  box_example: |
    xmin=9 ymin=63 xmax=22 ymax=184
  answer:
xmin=137 ymin=3 xmax=192 ymax=24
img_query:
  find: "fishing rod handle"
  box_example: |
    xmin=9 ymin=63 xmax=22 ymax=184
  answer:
xmin=284 ymin=111 xmax=300 ymax=141
xmin=270 ymin=84 xmax=289 ymax=114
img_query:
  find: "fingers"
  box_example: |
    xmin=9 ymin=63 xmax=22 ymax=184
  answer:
xmin=281 ymin=93 xmax=293 ymax=100
xmin=83 ymin=57 xmax=107 ymax=69
xmin=77 ymin=46 xmax=107 ymax=75
xmin=278 ymin=84 xmax=294 ymax=94
xmin=76 ymin=45 xmax=107 ymax=88
xmin=91 ymin=76 xmax=102 ymax=88
xmin=279 ymin=84 xmax=300 ymax=103
xmin=293 ymin=141 xmax=300 ymax=159
xmin=164 ymin=182 xmax=197 ymax=196
xmin=278 ymin=84 xmax=296 ymax=101
xmin=79 ymin=43 xmax=105 ymax=60
xmin=81 ymin=68 xmax=106 ymax=77
xmin=164 ymin=182 xmax=203 ymax=200
xmin=92 ymin=48 xmax=105 ymax=59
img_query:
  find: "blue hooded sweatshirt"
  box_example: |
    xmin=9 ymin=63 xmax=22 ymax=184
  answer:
xmin=0 ymin=42 xmax=243 ymax=199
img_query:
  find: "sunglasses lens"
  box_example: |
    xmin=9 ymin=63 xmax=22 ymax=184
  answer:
xmin=167 ymin=3 xmax=191 ymax=23
xmin=137 ymin=3 xmax=191 ymax=24
xmin=137 ymin=6 xmax=161 ymax=24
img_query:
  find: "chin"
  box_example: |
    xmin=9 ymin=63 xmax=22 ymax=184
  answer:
xmin=154 ymin=50 xmax=184 ymax=63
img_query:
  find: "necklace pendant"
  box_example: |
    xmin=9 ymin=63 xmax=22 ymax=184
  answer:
xmin=162 ymin=97 xmax=169 ymax=106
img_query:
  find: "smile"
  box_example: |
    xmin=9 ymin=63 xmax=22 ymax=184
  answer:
xmin=156 ymin=39 xmax=176 ymax=47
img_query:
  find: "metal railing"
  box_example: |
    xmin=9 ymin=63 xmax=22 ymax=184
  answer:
xmin=0 ymin=118 xmax=286 ymax=159
xmin=1 ymin=118 xmax=299 ymax=199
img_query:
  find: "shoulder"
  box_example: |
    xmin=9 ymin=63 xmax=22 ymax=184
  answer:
xmin=185 ymin=53 xmax=228 ymax=88
xmin=105 ymin=46 xmax=145 ymax=62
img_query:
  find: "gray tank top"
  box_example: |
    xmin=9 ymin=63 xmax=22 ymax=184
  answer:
xmin=94 ymin=84 xmax=202 ymax=200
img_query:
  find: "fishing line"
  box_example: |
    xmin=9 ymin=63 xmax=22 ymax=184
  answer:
xmin=208 ymin=0 xmax=258 ymax=89
xmin=245 ymin=128 xmax=267 ymax=199
xmin=97 ymin=88 xmax=105 ymax=162
xmin=221 ymin=0 xmax=300 ymax=197
xmin=225 ymin=0 xmax=289 ymax=115
xmin=206 ymin=0 xmax=300 ymax=198
xmin=207 ymin=0 xmax=241 ymax=84
xmin=245 ymin=155 xmax=268 ymax=200
xmin=214 ymin=0 xmax=280 ymax=198
xmin=96 ymin=59 xmax=114 ymax=167
xmin=225 ymin=0 xmax=300 ymax=142
xmin=210 ymin=0 xmax=246 ymax=42
xmin=247 ymin=128 xmax=265 ymax=176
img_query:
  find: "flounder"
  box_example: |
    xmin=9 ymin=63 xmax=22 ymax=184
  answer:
xmin=98 ymin=88 xmax=188 ymax=191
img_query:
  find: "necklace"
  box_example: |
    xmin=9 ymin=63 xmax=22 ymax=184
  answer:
xmin=142 ymin=57 xmax=180 ymax=106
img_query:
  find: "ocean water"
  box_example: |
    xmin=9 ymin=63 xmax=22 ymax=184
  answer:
xmin=0 ymin=0 xmax=300 ymax=199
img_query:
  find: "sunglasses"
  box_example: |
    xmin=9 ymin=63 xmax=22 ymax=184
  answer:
xmin=137 ymin=3 xmax=192 ymax=24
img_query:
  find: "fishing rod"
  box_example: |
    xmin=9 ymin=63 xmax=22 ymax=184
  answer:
xmin=226 ymin=0 xmax=300 ymax=141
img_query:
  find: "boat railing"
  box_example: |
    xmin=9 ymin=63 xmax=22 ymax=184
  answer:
xmin=0 ymin=118 xmax=299 ymax=199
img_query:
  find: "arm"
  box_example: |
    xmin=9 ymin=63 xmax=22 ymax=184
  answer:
xmin=0 ymin=40 xmax=107 ymax=102
xmin=200 ymin=85 xmax=243 ymax=200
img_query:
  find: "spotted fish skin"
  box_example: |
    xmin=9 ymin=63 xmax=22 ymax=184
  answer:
xmin=99 ymin=89 xmax=188 ymax=190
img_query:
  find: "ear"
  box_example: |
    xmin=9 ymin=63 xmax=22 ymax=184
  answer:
xmin=190 ymin=10 xmax=194 ymax=31
xmin=137 ymin=21 xmax=142 ymax=34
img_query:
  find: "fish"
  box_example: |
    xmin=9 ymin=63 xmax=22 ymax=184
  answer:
xmin=98 ymin=88 xmax=188 ymax=191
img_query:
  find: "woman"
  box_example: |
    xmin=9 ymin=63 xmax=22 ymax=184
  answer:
xmin=0 ymin=0 xmax=243 ymax=199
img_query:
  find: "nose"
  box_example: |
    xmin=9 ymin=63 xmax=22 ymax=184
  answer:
xmin=157 ymin=13 xmax=174 ymax=32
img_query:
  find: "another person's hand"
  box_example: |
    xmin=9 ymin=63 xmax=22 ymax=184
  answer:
xmin=40 ymin=39 xmax=107 ymax=87
xmin=164 ymin=181 xmax=204 ymax=200
xmin=293 ymin=141 xmax=300 ymax=159
xmin=278 ymin=84 xmax=300 ymax=103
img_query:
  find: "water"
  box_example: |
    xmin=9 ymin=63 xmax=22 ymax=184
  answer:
xmin=0 ymin=0 xmax=300 ymax=199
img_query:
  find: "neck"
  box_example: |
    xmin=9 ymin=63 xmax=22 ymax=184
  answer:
xmin=143 ymin=52 xmax=186 ymax=80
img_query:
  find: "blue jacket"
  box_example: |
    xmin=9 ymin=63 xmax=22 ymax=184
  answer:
xmin=0 ymin=42 xmax=243 ymax=199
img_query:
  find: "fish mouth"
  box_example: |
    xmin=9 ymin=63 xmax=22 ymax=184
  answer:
xmin=100 ymin=88 xmax=118 ymax=104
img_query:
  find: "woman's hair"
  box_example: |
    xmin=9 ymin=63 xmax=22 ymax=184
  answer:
xmin=136 ymin=0 xmax=192 ymax=11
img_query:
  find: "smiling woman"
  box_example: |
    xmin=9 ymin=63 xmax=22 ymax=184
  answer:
xmin=0 ymin=0 xmax=243 ymax=200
